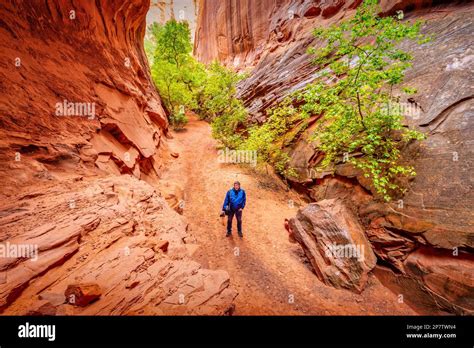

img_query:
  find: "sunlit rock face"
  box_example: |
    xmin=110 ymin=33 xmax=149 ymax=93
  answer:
xmin=147 ymin=0 xmax=198 ymax=41
xmin=194 ymin=0 xmax=278 ymax=67
xmin=195 ymin=0 xmax=474 ymax=314
xmin=0 ymin=0 xmax=236 ymax=315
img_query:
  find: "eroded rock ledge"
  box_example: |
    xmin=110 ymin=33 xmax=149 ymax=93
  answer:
xmin=0 ymin=0 xmax=169 ymax=193
xmin=0 ymin=176 xmax=236 ymax=315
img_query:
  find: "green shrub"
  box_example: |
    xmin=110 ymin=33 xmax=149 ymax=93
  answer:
xmin=170 ymin=110 xmax=188 ymax=130
xmin=148 ymin=21 xmax=245 ymax=135
xmin=195 ymin=62 xmax=248 ymax=148
xmin=239 ymin=98 xmax=301 ymax=177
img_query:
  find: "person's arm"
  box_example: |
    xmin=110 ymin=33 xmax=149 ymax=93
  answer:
xmin=241 ymin=190 xmax=246 ymax=210
xmin=222 ymin=191 xmax=229 ymax=211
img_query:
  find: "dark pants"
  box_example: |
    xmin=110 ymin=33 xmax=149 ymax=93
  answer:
xmin=227 ymin=209 xmax=242 ymax=235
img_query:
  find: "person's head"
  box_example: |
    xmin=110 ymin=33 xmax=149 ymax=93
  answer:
xmin=233 ymin=181 xmax=241 ymax=190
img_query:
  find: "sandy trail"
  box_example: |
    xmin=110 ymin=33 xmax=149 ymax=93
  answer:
xmin=161 ymin=115 xmax=416 ymax=315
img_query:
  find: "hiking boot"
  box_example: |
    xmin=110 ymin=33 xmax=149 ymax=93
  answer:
xmin=238 ymin=233 xmax=243 ymax=238
xmin=226 ymin=232 xmax=232 ymax=237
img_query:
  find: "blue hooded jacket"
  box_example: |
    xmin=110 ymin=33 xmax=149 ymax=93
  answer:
xmin=222 ymin=188 xmax=246 ymax=212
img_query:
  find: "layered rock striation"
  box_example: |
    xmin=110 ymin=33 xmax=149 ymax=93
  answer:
xmin=0 ymin=0 xmax=169 ymax=193
xmin=0 ymin=176 xmax=236 ymax=315
xmin=0 ymin=0 xmax=236 ymax=315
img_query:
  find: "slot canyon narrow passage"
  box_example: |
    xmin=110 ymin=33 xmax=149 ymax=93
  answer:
xmin=160 ymin=114 xmax=415 ymax=315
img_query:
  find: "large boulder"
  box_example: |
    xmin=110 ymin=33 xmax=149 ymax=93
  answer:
xmin=289 ymin=199 xmax=377 ymax=293
xmin=65 ymin=283 xmax=102 ymax=307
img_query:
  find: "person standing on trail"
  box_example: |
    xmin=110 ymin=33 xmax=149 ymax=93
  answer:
xmin=221 ymin=181 xmax=246 ymax=238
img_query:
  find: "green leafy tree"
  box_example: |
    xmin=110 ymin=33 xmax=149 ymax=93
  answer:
xmin=247 ymin=0 xmax=429 ymax=200
xmin=198 ymin=62 xmax=248 ymax=148
xmin=306 ymin=0 xmax=429 ymax=200
xmin=145 ymin=21 xmax=248 ymax=141
xmin=149 ymin=20 xmax=198 ymax=128
xmin=148 ymin=20 xmax=246 ymax=133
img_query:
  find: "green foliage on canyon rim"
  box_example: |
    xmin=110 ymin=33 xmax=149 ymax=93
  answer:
xmin=197 ymin=62 xmax=248 ymax=149
xmin=146 ymin=20 xmax=246 ymax=134
xmin=252 ymin=0 xmax=429 ymax=200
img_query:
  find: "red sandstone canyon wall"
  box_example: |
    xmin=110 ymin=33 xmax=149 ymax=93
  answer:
xmin=195 ymin=0 xmax=474 ymax=314
xmin=0 ymin=0 xmax=169 ymax=193
xmin=194 ymin=0 xmax=280 ymax=67
xmin=0 ymin=0 xmax=236 ymax=315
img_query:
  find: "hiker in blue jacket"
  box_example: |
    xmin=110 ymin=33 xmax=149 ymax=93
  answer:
xmin=221 ymin=181 xmax=246 ymax=238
